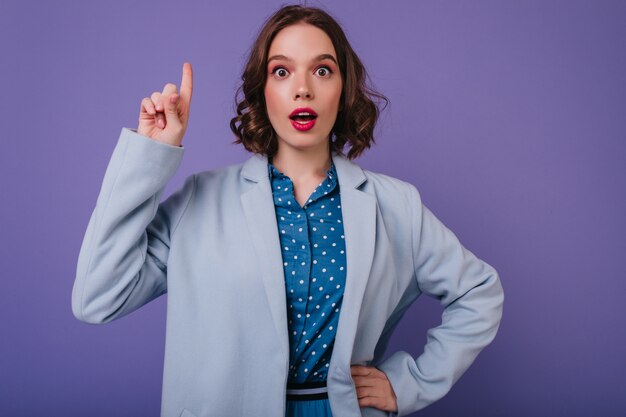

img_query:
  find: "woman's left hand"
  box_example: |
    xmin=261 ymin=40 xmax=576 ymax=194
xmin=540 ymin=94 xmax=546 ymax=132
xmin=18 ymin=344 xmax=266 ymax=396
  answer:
xmin=350 ymin=365 xmax=398 ymax=413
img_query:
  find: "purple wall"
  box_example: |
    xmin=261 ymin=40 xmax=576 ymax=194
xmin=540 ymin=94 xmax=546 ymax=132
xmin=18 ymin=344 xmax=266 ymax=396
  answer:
xmin=1 ymin=0 xmax=624 ymax=415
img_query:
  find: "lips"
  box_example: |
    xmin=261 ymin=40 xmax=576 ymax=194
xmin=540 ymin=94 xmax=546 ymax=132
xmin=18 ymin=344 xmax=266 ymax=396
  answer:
xmin=289 ymin=107 xmax=318 ymax=132
xmin=289 ymin=107 xmax=318 ymax=121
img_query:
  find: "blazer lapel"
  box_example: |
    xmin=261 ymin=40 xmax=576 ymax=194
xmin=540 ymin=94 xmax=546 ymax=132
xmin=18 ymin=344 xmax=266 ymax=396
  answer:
xmin=330 ymin=152 xmax=377 ymax=367
xmin=240 ymin=153 xmax=289 ymax=359
xmin=239 ymin=151 xmax=377 ymax=368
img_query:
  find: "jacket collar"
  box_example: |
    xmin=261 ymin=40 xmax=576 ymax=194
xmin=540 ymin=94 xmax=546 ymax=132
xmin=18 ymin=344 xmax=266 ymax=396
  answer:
xmin=241 ymin=151 xmax=368 ymax=191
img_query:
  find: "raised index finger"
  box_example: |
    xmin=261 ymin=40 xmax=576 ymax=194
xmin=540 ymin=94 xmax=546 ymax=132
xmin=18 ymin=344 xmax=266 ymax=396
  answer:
xmin=180 ymin=62 xmax=193 ymax=105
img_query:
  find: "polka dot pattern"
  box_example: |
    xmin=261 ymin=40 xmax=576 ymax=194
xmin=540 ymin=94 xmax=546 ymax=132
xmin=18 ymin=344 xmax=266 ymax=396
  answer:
xmin=269 ymin=161 xmax=347 ymax=383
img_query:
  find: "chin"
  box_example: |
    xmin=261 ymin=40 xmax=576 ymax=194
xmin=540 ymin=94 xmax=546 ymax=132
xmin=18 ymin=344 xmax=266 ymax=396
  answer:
xmin=276 ymin=131 xmax=331 ymax=150
xmin=282 ymin=136 xmax=329 ymax=149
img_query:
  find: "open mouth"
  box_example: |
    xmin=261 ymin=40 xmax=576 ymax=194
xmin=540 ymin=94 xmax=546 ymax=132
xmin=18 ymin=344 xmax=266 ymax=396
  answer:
xmin=289 ymin=108 xmax=318 ymax=131
xmin=289 ymin=113 xmax=318 ymax=123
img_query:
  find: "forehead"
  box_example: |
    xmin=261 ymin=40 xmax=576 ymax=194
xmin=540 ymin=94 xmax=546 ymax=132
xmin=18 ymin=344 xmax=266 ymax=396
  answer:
xmin=268 ymin=23 xmax=336 ymax=60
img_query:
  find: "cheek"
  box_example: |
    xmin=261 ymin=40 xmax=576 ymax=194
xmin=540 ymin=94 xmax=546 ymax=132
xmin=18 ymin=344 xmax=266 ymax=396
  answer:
xmin=264 ymin=85 xmax=282 ymax=122
xmin=336 ymin=81 xmax=343 ymax=106
xmin=326 ymin=86 xmax=342 ymax=115
xmin=328 ymin=81 xmax=343 ymax=111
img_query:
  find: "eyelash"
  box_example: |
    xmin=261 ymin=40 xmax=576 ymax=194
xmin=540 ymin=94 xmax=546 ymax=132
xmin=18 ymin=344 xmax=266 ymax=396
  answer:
xmin=270 ymin=65 xmax=334 ymax=78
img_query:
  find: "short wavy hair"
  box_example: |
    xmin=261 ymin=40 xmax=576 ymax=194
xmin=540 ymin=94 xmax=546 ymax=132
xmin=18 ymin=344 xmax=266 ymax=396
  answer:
xmin=229 ymin=4 xmax=389 ymax=160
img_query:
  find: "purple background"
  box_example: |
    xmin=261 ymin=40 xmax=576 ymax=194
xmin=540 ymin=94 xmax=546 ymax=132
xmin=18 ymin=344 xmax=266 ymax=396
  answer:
xmin=1 ymin=0 xmax=625 ymax=416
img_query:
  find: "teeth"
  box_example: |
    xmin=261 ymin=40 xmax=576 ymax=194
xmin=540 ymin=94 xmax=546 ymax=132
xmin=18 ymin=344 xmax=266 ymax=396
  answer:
xmin=294 ymin=112 xmax=314 ymax=117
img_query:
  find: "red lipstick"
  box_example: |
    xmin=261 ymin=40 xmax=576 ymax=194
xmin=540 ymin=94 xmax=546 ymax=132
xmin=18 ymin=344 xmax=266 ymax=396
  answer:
xmin=289 ymin=107 xmax=318 ymax=132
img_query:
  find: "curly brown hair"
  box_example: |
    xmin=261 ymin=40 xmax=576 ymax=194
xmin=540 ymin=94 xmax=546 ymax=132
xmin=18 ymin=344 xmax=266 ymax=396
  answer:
xmin=229 ymin=4 xmax=389 ymax=160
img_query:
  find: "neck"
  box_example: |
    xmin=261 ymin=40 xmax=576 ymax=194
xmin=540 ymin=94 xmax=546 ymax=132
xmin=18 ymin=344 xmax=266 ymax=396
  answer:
xmin=271 ymin=144 xmax=332 ymax=182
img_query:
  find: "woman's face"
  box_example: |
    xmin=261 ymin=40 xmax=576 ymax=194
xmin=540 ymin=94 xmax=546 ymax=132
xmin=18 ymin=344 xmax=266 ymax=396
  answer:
xmin=264 ymin=23 xmax=343 ymax=155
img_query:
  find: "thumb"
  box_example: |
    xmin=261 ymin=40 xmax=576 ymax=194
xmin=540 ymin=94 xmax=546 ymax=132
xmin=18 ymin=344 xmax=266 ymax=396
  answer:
xmin=163 ymin=94 xmax=182 ymax=127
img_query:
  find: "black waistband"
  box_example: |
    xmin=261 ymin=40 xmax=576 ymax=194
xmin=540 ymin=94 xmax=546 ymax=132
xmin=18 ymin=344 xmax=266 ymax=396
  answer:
xmin=286 ymin=380 xmax=328 ymax=401
xmin=287 ymin=380 xmax=327 ymax=389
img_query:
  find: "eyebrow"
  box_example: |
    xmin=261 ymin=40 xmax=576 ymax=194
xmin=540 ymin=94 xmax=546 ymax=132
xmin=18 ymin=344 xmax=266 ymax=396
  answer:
xmin=267 ymin=53 xmax=338 ymax=66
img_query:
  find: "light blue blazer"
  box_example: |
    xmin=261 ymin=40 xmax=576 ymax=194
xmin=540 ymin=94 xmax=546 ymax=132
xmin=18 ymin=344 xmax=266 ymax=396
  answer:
xmin=72 ymin=128 xmax=504 ymax=417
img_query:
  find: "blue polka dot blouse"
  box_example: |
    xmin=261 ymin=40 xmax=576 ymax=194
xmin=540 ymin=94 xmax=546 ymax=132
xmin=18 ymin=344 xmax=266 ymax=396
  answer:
xmin=268 ymin=160 xmax=347 ymax=383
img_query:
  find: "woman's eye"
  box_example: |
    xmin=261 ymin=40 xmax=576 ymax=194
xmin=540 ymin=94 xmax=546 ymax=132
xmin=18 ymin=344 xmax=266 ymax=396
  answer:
xmin=271 ymin=67 xmax=289 ymax=78
xmin=316 ymin=66 xmax=333 ymax=77
xmin=271 ymin=65 xmax=332 ymax=78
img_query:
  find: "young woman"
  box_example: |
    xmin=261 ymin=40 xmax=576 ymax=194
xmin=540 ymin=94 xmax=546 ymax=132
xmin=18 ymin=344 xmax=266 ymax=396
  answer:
xmin=72 ymin=5 xmax=504 ymax=417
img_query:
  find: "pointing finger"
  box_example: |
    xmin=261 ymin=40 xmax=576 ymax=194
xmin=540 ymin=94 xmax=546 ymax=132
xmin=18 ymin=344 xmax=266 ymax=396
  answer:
xmin=180 ymin=62 xmax=193 ymax=105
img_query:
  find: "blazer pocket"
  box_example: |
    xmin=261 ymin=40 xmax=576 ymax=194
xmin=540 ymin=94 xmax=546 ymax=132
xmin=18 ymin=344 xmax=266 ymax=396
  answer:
xmin=179 ymin=409 xmax=198 ymax=417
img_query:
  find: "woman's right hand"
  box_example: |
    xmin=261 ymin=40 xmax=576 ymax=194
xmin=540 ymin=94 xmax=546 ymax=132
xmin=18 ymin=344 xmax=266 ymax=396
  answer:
xmin=137 ymin=62 xmax=193 ymax=147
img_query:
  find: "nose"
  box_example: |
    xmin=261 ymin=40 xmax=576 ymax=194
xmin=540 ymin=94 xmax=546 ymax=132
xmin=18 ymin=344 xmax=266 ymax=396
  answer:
xmin=293 ymin=73 xmax=314 ymax=100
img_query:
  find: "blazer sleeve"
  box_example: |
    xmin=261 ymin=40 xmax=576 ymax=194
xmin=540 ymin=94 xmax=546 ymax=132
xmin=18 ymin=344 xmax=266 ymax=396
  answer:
xmin=72 ymin=128 xmax=195 ymax=324
xmin=377 ymin=183 xmax=504 ymax=416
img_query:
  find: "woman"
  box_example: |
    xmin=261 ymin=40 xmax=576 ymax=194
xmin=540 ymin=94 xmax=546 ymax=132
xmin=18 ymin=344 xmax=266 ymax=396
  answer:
xmin=72 ymin=5 xmax=504 ymax=417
